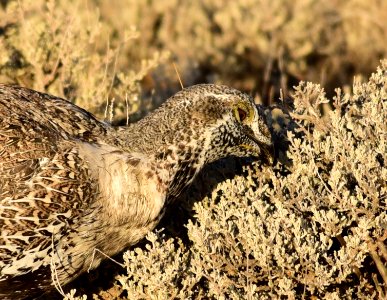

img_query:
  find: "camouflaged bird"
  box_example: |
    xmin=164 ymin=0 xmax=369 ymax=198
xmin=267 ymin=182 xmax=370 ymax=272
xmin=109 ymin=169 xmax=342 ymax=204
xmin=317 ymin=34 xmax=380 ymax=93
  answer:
xmin=0 ymin=83 xmax=274 ymax=299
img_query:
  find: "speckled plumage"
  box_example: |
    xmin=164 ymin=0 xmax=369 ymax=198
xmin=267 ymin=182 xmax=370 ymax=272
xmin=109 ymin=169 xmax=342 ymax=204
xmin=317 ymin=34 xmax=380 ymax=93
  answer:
xmin=0 ymin=83 xmax=273 ymax=299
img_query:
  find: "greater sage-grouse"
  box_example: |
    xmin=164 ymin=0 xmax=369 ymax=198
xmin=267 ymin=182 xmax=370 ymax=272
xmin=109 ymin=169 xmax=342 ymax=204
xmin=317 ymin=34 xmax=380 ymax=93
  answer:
xmin=0 ymin=83 xmax=274 ymax=299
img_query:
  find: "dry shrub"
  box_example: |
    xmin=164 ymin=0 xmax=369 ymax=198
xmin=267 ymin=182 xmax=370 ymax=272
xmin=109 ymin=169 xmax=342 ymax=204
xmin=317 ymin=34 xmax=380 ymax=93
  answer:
xmin=98 ymin=0 xmax=387 ymax=98
xmin=0 ymin=0 xmax=168 ymax=120
xmin=118 ymin=61 xmax=386 ymax=299
xmin=1 ymin=1 xmax=385 ymax=299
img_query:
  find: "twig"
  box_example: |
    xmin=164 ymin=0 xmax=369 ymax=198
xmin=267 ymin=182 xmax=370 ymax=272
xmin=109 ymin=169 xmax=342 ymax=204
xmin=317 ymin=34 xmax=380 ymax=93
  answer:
xmin=173 ymin=62 xmax=184 ymax=89
xmin=369 ymin=241 xmax=387 ymax=286
xmin=87 ymin=248 xmax=125 ymax=273
xmin=372 ymin=273 xmax=385 ymax=299
xmin=125 ymin=93 xmax=130 ymax=126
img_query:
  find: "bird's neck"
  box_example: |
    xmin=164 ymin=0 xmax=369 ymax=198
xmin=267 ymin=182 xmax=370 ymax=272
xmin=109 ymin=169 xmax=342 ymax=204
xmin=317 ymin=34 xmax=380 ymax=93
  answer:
xmin=152 ymin=143 xmax=206 ymax=201
xmin=113 ymin=120 xmax=209 ymax=200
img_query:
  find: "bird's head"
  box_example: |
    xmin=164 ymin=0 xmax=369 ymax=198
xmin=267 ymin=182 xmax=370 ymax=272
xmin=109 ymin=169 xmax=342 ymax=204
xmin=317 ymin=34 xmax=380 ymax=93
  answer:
xmin=122 ymin=84 xmax=274 ymax=198
xmin=158 ymin=84 xmax=275 ymax=165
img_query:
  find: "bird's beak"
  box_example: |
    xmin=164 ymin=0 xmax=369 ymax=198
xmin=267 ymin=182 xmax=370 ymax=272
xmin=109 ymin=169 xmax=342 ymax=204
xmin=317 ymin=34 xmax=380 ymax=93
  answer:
xmin=259 ymin=141 xmax=275 ymax=165
xmin=245 ymin=130 xmax=275 ymax=165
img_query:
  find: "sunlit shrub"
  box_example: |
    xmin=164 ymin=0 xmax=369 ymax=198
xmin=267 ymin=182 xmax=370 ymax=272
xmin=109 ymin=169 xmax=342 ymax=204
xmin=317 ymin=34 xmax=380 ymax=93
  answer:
xmin=1 ymin=1 xmax=385 ymax=299
xmin=0 ymin=0 xmax=168 ymax=120
xmin=119 ymin=61 xmax=386 ymax=299
xmin=99 ymin=0 xmax=387 ymax=99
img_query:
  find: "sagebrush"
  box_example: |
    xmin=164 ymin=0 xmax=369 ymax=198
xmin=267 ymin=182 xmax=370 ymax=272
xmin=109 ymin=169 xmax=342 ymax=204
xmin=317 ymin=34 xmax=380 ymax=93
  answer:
xmin=0 ymin=1 xmax=385 ymax=299
xmin=112 ymin=61 xmax=386 ymax=299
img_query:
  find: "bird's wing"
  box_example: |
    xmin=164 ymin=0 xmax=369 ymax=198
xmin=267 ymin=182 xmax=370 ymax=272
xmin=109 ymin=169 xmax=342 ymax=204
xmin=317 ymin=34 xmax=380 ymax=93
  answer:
xmin=0 ymin=85 xmax=104 ymax=278
xmin=0 ymin=84 xmax=109 ymax=142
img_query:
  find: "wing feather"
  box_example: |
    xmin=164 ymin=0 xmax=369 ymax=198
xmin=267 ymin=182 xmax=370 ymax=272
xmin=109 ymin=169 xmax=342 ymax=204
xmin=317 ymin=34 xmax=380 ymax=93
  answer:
xmin=0 ymin=85 xmax=104 ymax=280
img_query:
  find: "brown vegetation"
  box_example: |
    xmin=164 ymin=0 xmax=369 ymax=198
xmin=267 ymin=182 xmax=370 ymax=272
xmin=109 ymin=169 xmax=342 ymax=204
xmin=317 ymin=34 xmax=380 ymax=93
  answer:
xmin=0 ymin=0 xmax=385 ymax=299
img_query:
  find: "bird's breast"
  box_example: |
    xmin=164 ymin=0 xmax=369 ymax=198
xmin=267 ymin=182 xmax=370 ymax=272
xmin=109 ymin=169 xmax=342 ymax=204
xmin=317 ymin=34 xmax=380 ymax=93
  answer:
xmin=77 ymin=142 xmax=167 ymax=230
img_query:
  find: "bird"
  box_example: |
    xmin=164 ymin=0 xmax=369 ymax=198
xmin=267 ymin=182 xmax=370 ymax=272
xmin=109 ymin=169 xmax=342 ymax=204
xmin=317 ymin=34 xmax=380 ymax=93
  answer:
xmin=0 ymin=83 xmax=274 ymax=299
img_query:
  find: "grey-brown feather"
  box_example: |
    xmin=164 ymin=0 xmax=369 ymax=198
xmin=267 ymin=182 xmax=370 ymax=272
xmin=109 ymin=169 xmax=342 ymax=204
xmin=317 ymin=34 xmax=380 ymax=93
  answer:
xmin=0 ymin=83 xmax=273 ymax=299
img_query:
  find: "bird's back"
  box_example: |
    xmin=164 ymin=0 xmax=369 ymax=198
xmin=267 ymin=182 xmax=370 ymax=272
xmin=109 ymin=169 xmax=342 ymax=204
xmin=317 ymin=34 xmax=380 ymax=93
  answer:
xmin=0 ymin=84 xmax=109 ymax=297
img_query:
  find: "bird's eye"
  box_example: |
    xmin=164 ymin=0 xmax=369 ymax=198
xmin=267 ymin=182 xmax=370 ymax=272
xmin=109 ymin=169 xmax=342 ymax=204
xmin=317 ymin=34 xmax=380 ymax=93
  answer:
xmin=237 ymin=107 xmax=247 ymax=122
xmin=234 ymin=105 xmax=250 ymax=123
